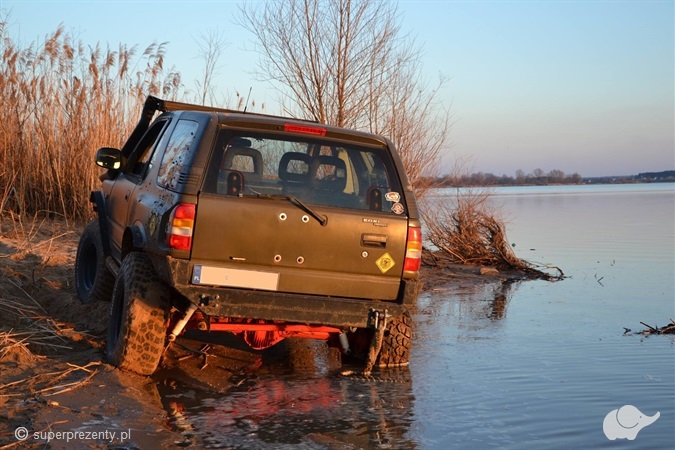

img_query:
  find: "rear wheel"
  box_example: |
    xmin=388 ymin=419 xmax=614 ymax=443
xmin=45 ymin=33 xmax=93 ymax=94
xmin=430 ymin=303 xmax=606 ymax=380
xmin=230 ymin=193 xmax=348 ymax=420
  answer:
xmin=75 ymin=221 xmax=114 ymax=304
xmin=376 ymin=310 xmax=413 ymax=367
xmin=107 ymin=252 xmax=169 ymax=376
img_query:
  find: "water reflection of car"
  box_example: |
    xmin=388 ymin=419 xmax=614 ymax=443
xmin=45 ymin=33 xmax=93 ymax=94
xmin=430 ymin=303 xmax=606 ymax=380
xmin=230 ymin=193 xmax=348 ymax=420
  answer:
xmin=161 ymin=369 xmax=415 ymax=448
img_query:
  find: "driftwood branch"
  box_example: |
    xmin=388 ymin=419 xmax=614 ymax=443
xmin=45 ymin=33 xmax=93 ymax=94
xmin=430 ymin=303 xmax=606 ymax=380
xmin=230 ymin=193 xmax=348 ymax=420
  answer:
xmin=635 ymin=320 xmax=675 ymax=335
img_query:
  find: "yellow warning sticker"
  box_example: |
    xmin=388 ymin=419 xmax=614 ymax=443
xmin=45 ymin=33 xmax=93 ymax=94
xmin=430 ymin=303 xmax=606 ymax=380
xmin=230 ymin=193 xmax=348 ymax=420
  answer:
xmin=375 ymin=253 xmax=396 ymax=274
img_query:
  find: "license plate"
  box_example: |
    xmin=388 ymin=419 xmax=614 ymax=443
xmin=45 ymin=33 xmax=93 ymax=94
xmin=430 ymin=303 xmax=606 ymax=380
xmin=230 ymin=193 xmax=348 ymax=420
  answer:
xmin=192 ymin=265 xmax=279 ymax=291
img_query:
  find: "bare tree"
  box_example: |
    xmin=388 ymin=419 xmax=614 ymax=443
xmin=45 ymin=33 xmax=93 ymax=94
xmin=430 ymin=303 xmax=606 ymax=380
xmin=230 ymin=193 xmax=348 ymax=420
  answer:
xmin=515 ymin=169 xmax=526 ymax=183
xmin=194 ymin=29 xmax=228 ymax=106
xmin=238 ymin=0 xmax=450 ymax=196
xmin=548 ymin=169 xmax=565 ymax=183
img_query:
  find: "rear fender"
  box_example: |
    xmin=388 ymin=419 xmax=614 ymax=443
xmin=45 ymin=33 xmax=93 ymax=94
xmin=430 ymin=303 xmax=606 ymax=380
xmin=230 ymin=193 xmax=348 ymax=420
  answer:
xmin=122 ymin=224 xmax=148 ymax=260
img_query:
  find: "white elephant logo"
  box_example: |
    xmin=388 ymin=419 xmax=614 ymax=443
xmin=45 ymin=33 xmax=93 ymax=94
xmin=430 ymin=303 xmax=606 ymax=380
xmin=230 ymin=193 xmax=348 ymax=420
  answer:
xmin=603 ymin=405 xmax=660 ymax=440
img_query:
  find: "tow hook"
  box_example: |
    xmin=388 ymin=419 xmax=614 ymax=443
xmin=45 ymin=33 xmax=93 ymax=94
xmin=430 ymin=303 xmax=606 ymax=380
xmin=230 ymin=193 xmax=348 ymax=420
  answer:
xmin=363 ymin=309 xmax=388 ymax=375
xmin=368 ymin=308 xmax=387 ymax=330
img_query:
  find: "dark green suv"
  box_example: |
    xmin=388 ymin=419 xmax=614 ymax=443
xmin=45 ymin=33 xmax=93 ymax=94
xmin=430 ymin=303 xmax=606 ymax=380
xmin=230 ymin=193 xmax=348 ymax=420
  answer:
xmin=75 ymin=96 xmax=422 ymax=375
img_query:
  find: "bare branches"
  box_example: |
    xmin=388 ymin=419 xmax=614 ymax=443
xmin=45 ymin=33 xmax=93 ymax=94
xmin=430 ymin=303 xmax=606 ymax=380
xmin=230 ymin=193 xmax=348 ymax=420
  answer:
xmin=421 ymin=155 xmax=546 ymax=272
xmin=194 ymin=29 xmax=228 ymax=106
xmin=422 ymin=189 xmax=522 ymax=268
xmin=638 ymin=320 xmax=675 ymax=335
xmin=421 ymin=187 xmax=565 ymax=281
xmin=238 ymin=0 xmax=451 ymax=195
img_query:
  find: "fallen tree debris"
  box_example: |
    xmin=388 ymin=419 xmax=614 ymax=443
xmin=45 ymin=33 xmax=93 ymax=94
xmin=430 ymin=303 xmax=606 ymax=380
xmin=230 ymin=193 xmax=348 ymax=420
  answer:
xmin=0 ymin=361 xmax=101 ymax=398
xmin=636 ymin=320 xmax=675 ymax=335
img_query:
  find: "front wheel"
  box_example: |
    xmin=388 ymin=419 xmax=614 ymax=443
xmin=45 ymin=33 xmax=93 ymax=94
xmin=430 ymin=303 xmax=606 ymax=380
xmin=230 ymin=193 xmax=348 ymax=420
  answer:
xmin=75 ymin=221 xmax=114 ymax=304
xmin=107 ymin=252 xmax=170 ymax=376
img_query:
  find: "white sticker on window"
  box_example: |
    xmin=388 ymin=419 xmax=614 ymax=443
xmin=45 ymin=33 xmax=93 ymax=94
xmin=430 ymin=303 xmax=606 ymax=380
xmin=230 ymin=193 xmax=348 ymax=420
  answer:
xmin=385 ymin=192 xmax=401 ymax=203
xmin=391 ymin=203 xmax=405 ymax=215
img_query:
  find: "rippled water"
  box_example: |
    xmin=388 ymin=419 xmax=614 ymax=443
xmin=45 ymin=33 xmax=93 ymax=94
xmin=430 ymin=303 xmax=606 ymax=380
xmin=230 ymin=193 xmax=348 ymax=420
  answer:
xmin=160 ymin=183 xmax=675 ymax=449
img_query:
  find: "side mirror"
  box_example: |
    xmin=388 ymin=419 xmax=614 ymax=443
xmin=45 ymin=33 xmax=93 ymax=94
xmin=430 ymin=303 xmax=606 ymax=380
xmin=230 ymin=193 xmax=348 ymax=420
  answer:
xmin=95 ymin=147 xmax=122 ymax=170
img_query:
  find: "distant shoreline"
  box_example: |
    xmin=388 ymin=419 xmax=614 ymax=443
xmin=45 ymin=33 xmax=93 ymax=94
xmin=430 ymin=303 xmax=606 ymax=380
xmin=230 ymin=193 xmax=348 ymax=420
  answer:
xmin=429 ymin=170 xmax=675 ymax=188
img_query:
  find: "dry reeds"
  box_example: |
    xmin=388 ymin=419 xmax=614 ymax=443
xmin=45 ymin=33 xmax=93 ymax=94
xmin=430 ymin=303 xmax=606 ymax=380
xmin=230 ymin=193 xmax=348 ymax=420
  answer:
xmin=0 ymin=292 xmax=72 ymax=354
xmin=0 ymin=331 xmax=42 ymax=363
xmin=0 ymin=284 xmax=103 ymax=398
xmin=0 ymin=17 xmax=185 ymax=221
xmin=0 ymin=360 xmax=101 ymax=398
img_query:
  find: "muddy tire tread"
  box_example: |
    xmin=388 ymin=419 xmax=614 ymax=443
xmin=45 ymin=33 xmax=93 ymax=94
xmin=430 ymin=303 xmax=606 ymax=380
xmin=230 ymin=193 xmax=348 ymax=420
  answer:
xmin=376 ymin=310 xmax=412 ymax=367
xmin=107 ymin=252 xmax=169 ymax=376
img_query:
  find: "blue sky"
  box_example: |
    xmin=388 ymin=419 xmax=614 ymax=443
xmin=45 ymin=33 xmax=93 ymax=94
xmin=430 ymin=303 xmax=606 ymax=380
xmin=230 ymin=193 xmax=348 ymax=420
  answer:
xmin=1 ymin=0 xmax=673 ymax=178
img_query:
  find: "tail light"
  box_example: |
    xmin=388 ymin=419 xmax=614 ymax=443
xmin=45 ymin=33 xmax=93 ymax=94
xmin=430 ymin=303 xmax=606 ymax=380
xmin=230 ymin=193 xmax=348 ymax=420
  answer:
xmin=284 ymin=123 xmax=326 ymax=136
xmin=403 ymin=226 xmax=422 ymax=274
xmin=166 ymin=204 xmax=196 ymax=251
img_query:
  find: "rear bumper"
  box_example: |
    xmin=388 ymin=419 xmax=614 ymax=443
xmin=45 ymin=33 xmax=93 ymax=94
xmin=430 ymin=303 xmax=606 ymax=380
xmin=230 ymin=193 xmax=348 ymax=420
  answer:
xmin=158 ymin=257 xmax=421 ymax=329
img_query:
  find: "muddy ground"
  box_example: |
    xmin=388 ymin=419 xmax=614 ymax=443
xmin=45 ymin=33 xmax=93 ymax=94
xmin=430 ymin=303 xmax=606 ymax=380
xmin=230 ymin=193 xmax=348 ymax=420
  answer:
xmin=0 ymin=217 xmax=518 ymax=449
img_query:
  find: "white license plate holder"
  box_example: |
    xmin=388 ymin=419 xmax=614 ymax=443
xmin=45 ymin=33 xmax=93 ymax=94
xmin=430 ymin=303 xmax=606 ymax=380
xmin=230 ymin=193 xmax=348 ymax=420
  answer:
xmin=192 ymin=265 xmax=279 ymax=291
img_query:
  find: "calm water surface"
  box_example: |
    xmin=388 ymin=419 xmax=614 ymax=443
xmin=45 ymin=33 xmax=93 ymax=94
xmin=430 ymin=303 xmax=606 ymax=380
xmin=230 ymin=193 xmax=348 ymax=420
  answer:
xmin=413 ymin=183 xmax=674 ymax=449
xmin=161 ymin=184 xmax=675 ymax=449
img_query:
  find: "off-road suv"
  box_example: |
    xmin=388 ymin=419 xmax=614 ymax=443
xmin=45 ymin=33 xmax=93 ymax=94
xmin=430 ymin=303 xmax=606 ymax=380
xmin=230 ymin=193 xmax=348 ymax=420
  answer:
xmin=75 ymin=96 xmax=422 ymax=376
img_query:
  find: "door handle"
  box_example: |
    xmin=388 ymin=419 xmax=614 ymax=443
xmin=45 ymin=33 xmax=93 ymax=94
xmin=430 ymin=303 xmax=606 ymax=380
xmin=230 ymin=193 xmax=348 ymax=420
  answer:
xmin=124 ymin=190 xmax=131 ymax=201
xmin=361 ymin=233 xmax=387 ymax=248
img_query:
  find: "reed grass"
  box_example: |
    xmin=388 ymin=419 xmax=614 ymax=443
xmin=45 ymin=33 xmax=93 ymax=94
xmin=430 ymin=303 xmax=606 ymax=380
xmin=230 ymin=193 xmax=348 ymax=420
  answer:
xmin=0 ymin=294 xmax=71 ymax=356
xmin=0 ymin=18 xmax=185 ymax=221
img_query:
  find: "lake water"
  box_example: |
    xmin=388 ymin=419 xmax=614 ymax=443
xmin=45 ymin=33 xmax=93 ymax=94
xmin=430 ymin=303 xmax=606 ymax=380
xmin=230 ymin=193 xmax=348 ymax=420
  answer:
xmin=160 ymin=183 xmax=675 ymax=449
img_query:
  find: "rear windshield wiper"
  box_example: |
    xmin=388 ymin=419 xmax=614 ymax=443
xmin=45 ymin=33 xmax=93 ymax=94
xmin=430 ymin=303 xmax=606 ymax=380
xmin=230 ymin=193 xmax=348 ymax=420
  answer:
xmin=253 ymin=191 xmax=327 ymax=226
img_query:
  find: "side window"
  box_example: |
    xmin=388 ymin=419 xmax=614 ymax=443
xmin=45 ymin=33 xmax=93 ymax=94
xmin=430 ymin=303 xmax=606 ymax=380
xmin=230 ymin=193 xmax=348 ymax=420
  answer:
xmin=157 ymin=120 xmax=200 ymax=190
xmin=126 ymin=120 xmax=168 ymax=179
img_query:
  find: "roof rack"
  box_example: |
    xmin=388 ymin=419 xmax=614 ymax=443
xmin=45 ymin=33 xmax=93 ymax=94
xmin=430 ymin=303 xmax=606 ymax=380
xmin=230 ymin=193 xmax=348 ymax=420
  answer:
xmin=121 ymin=96 xmax=320 ymax=158
xmin=147 ymin=95 xmax=317 ymax=123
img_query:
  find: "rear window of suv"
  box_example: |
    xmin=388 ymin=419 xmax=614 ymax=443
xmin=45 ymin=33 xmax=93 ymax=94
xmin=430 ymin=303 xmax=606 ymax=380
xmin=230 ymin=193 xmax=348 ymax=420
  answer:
xmin=203 ymin=132 xmax=407 ymax=215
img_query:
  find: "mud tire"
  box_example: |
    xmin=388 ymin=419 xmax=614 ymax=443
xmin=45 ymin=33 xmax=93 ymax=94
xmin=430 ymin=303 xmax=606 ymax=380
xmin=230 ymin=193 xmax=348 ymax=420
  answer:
xmin=75 ymin=220 xmax=114 ymax=304
xmin=107 ymin=252 xmax=169 ymax=376
xmin=376 ymin=310 xmax=413 ymax=367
